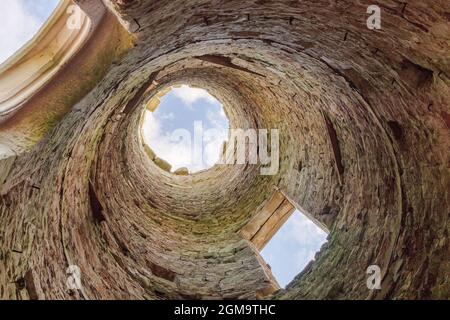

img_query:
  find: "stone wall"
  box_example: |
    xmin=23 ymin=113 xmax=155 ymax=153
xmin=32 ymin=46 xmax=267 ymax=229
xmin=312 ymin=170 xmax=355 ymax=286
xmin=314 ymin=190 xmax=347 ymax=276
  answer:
xmin=0 ymin=0 xmax=448 ymax=299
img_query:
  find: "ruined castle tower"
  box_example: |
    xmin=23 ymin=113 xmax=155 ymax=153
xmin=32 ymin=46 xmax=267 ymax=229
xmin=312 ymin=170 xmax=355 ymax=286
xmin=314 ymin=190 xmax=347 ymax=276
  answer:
xmin=0 ymin=0 xmax=448 ymax=300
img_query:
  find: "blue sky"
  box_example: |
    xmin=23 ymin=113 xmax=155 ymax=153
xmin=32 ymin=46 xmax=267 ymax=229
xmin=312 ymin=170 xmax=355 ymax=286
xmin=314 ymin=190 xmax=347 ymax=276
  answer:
xmin=261 ymin=210 xmax=327 ymax=287
xmin=0 ymin=0 xmax=59 ymax=64
xmin=142 ymin=85 xmax=229 ymax=172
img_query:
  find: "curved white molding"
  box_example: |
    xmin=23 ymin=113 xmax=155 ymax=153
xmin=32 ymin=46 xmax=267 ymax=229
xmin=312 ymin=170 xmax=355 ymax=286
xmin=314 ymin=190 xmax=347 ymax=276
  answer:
xmin=0 ymin=0 xmax=92 ymax=119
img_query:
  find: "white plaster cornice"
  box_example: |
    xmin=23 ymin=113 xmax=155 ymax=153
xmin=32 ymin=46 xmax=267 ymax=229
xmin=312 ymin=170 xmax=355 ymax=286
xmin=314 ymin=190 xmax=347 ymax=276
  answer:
xmin=0 ymin=0 xmax=92 ymax=120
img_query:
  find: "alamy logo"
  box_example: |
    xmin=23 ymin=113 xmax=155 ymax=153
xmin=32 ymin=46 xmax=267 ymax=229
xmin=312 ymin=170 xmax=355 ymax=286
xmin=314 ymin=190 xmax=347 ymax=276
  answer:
xmin=66 ymin=5 xmax=83 ymax=30
xmin=367 ymin=5 xmax=381 ymax=30
xmin=66 ymin=265 xmax=82 ymax=291
xmin=160 ymin=122 xmax=280 ymax=175
xmin=366 ymin=265 xmax=381 ymax=290
xmin=220 ymin=128 xmax=279 ymax=175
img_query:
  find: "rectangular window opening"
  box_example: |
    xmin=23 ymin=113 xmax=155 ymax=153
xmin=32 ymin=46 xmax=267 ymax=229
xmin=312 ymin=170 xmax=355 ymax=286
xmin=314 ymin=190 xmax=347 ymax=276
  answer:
xmin=240 ymin=191 xmax=328 ymax=288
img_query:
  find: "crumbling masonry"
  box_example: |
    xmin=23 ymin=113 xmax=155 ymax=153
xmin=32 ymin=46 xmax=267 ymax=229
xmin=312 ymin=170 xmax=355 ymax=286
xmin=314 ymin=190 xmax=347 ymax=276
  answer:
xmin=0 ymin=0 xmax=448 ymax=299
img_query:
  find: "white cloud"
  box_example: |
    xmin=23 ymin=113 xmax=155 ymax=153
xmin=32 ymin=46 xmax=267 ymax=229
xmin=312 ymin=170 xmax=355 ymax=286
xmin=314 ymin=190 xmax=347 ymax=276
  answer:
xmin=141 ymin=85 xmax=228 ymax=173
xmin=206 ymin=109 xmax=226 ymax=129
xmin=286 ymin=211 xmax=327 ymax=246
xmin=203 ymin=127 xmax=227 ymax=167
xmin=142 ymin=111 xmax=193 ymax=170
xmin=0 ymin=1 xmax=42 ymax=64
xmin=142 ymin=111 xmax=227 ymax=172
xmin=172 ymin=85 xmax=218 ymax=106
xmin=159 ymin=112 xmax=174 ymax=120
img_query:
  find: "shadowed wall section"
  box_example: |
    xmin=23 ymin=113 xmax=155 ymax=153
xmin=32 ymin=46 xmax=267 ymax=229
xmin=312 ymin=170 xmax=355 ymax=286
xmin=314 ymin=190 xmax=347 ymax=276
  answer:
xmin=0 ymin=0 xmax=448 ymax=299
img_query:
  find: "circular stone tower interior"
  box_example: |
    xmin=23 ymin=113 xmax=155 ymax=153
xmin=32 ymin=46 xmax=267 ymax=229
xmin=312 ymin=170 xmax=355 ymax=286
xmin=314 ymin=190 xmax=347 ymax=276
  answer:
xmin=0 ymin=0 xmax=448 ymax=300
